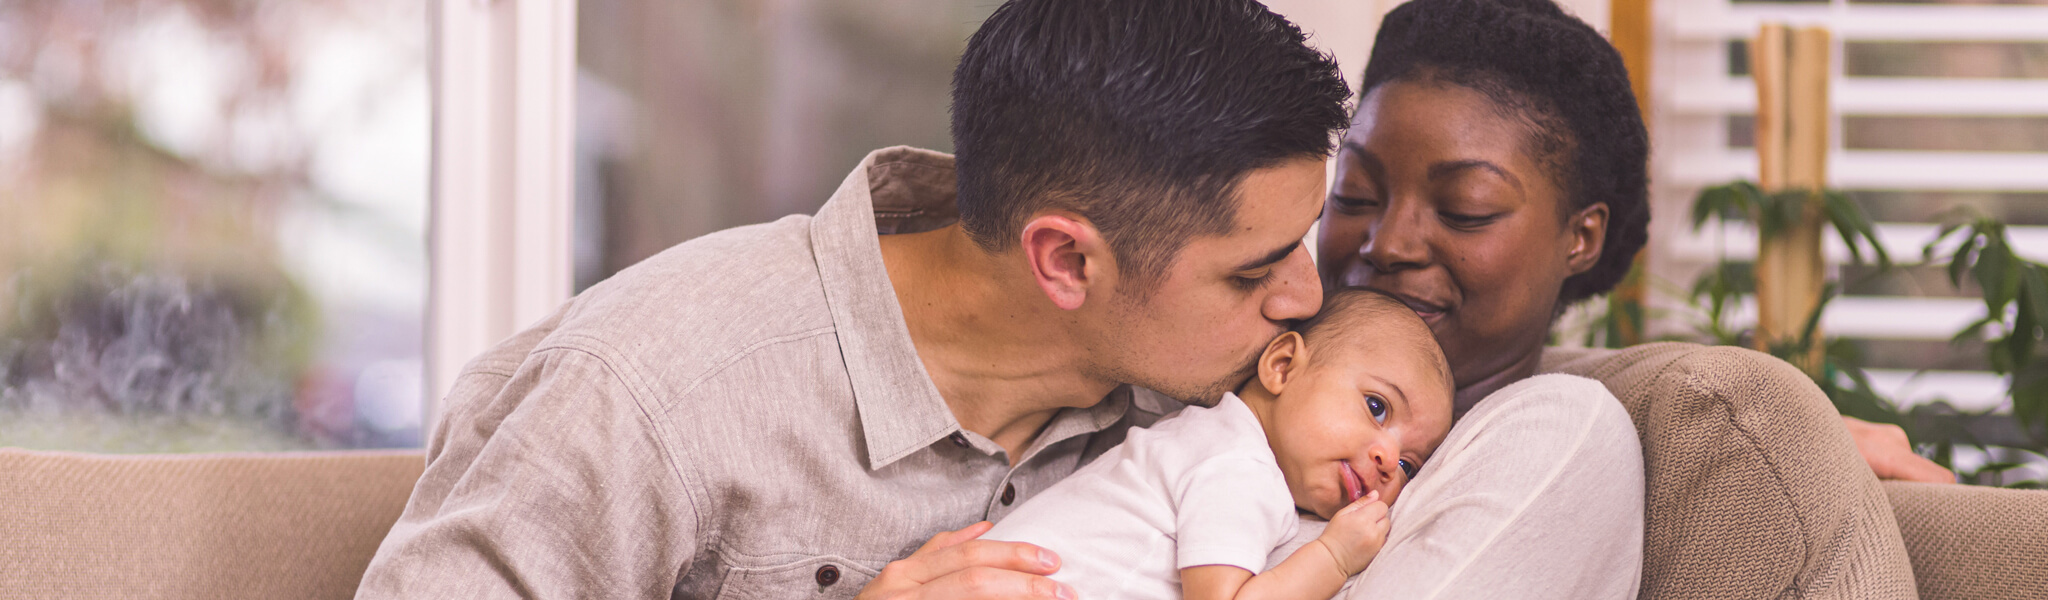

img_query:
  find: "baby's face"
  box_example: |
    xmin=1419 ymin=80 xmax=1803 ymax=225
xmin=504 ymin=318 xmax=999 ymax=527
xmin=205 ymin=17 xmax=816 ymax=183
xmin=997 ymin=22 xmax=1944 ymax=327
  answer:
xmin=1263 ymin=331 xmax=1453 ymax=520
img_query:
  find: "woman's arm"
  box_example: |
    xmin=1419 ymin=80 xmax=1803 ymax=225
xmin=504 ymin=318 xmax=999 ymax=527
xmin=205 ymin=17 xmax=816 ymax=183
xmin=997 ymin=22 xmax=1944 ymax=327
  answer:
xmin=1841 ymin=416 xmax=1955 ymax=483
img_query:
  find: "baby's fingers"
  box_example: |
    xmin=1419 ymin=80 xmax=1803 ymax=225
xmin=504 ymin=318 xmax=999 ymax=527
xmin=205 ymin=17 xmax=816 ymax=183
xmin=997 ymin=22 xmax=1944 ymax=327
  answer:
xmin=1335 ymin=490 xmax=1380 ymax=517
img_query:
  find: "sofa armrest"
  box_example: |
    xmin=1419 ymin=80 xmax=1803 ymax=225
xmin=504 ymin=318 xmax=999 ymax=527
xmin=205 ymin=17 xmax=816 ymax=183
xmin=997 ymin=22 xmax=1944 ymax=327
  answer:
xmin=0 ymin=448 xmax=425 ymax=600
xmin=1884 ymin=481 xmax=2048 ymax=600
xmin=1543 ymin=343 xmax=1917 ymax=600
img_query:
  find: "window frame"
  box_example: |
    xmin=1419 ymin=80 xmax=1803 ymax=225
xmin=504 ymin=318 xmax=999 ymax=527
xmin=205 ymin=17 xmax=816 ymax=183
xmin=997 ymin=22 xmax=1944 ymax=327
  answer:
xmin=427 ymin=0 xmax=578 ymax=430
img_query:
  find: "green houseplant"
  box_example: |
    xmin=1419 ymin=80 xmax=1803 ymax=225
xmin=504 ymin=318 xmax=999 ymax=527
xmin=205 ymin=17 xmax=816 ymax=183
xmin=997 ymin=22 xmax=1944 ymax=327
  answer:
xmin=1683 ymin=181 xmax=2047 ymax=487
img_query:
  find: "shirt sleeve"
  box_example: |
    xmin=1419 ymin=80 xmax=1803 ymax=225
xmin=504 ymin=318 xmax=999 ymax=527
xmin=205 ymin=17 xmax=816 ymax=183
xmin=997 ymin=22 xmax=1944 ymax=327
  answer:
xmin=1173 ymin=455 xmax=1299 ymax=574
xmin=355 ymin=347 xmax=700 ymax=599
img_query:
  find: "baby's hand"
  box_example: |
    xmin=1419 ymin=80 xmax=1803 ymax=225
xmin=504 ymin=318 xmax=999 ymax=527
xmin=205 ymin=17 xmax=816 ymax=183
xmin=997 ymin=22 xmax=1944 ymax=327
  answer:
xmin=1315 ymin=490 xmax=1390 ymax=577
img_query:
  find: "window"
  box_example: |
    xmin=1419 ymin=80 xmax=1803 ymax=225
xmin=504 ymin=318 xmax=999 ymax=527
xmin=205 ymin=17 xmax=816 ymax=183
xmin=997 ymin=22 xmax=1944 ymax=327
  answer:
xmin=1645 ymin=0 xmax=2048 ymax=477
xmin=1 ymin=1 xmax=429 ymax=451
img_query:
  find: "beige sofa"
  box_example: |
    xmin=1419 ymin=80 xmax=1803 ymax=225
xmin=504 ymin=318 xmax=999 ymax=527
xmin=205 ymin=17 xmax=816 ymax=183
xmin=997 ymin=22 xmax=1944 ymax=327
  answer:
xmin=1542 ymin=343 xmax=2048 ymax=600
xmin=3 ymin=342 xmax=2044 ymax=599
xmin=0 ymin=449 xmax=422 ymax=600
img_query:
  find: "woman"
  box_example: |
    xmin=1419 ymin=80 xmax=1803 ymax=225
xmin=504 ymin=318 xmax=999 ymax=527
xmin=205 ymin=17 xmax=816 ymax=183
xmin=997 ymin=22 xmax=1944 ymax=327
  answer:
xmin=1309 ymin=0 xmax=1949 ymax=597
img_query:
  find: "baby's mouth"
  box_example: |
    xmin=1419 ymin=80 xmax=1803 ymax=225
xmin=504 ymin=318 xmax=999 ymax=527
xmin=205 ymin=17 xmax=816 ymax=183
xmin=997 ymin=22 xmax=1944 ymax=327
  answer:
xmin=1340 ymin=460 xmax=1365 ymax=504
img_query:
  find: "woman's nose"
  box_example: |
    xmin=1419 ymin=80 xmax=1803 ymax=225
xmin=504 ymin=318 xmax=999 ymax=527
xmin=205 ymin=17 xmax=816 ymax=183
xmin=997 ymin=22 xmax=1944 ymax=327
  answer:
xmin=1362 ymin=206 xmax=1429 ymax=272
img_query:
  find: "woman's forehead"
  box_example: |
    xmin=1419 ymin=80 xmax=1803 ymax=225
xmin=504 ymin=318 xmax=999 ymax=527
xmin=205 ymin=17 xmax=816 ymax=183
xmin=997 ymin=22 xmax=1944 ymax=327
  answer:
xmin=1350 ymin=80 xmax=1538 ymax=155
xmin=1342 ymin=80 xmax=1566 ymax=205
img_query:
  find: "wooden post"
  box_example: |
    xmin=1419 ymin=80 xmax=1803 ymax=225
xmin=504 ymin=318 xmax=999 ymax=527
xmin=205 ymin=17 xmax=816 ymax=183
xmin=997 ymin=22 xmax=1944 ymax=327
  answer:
xmin=1605 ymin=0 xmax=1652 ymax=347
xmin=1751 ymin=24 xmax=1831 ymax=374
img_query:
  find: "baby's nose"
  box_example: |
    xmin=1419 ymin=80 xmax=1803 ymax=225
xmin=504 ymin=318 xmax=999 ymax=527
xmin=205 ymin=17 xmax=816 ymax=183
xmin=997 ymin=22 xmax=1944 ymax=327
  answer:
xmin=1366 ymin=444 xmax=1397 ymax=478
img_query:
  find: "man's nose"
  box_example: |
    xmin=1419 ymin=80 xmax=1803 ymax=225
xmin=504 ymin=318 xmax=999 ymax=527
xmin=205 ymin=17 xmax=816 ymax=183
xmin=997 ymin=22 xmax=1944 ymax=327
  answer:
xmin=1263 ymin=244 xmax=1323 ymax=322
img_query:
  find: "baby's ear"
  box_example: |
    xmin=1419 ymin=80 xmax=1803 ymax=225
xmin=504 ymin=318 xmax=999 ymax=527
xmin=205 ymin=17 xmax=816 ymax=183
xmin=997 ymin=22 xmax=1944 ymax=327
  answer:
xmin=1255 ymin=331 xmax=1308 ymax=395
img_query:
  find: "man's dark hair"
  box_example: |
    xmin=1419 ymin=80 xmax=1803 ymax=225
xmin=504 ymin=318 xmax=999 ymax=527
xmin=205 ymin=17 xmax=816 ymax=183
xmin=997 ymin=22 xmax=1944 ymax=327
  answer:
xmin=1360 ymin=0 xmax=1651 ymax=307
xmin=952 ymin=0 xmax=1350 ymax=291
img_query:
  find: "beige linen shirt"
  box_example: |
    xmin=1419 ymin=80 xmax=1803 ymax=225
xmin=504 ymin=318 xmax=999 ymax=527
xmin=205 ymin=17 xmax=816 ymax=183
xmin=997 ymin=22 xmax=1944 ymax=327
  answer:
xmin=357 ymin=147 xmax=1179 ymax=599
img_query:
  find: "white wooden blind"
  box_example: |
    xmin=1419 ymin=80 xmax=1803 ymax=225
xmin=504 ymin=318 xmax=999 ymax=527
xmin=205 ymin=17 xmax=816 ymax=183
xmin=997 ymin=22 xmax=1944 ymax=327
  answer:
xmin=1648 ymin=0 xmax=2048 ymax=412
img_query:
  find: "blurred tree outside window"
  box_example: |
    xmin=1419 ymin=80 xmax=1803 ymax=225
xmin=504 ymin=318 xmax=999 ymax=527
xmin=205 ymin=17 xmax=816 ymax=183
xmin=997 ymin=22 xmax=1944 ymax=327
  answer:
xmin=0 ymin=1 xmax=427 ymax=452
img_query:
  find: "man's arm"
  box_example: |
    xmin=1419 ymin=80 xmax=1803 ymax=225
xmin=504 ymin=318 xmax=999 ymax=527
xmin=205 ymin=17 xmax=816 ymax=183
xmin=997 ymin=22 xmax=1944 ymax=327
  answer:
xmin=356 ymin=348 xmax=698 ymax=598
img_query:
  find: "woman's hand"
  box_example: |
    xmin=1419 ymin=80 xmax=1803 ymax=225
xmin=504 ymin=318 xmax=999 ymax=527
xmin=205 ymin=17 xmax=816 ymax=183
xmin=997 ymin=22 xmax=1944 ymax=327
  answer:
xmin=1841 ymin=416 xmax=1955 ymax=484
xmin=856 ymin=521 xmax=1076 ymax=600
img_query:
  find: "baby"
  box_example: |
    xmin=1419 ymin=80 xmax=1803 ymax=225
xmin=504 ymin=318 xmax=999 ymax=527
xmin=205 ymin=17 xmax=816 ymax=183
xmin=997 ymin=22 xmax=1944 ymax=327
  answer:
xmin=985 ymin=288 xmax=1455 ymax=600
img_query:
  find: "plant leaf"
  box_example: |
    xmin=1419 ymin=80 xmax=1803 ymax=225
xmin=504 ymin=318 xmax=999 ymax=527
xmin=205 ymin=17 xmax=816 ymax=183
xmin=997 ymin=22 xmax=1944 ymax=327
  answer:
xmin=1949 ymin=233 xmax=1979 ymax=290
xmin=1692 ymin=184 xmax=1733 ymax=231
xmin=1950 ymin=316 xmax=1994 ymax=346
xmin=1975 ymin=233 xmax=2019 ymax=314
xmin=1824 ymin=191 xmax=1891 ymax=270
xmin=2009 ymin=365 xmax=2048 ymax=446
xmin=1762 ymin=189 xmax=1811 ymax=238
xmin=2027 ymin=265 xmax=2048 ymax=339
xmin=1798 ymin=283 xmax=1838 ymax=351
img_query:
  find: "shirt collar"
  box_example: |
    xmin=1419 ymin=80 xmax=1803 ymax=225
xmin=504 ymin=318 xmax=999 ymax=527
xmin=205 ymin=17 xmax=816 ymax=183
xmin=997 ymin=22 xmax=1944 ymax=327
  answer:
xmin=815 ymin=146 xmax=1134 ymax=470
xmin=810 ymin=146 xmax=968 ymax=470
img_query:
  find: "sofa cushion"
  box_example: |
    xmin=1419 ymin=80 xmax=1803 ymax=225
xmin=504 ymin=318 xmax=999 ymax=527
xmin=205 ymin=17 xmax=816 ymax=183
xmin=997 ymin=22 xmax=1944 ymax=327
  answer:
xmin=0 ymin=448 xmax=424 ymax=600
xmin=1884 ymin=481 xmax=2048 ymax=600
xmin=1543 ymin=342 xmax=1916 ymax=599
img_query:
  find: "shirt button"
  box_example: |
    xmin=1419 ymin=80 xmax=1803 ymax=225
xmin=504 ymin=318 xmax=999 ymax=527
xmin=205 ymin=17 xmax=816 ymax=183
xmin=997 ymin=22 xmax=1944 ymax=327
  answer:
xmin=815 ymin=564 xmax=840 ymax=587
xmin=1001 ymin=483 xmax=1017 ymax=506
xmin=948 ymin=432 xmax=969 ymax=448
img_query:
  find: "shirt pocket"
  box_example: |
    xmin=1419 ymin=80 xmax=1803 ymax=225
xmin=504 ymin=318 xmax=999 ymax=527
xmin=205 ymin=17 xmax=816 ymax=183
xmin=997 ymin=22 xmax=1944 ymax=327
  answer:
xmin=715 ymin=555 xmax=880 ymax=600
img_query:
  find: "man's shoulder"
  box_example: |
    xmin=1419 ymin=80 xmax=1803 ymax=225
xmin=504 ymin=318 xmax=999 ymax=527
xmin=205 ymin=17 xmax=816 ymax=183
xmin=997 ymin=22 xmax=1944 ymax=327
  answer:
xmin=539 ymin=216 xmax=844 ymax=396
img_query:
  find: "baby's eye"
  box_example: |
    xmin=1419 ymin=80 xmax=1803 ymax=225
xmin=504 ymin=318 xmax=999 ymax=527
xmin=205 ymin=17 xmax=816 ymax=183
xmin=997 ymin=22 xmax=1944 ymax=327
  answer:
xmin=1399 ymin=459 xmax=1418 ymax=480
xmin=1365 ymin=395 xmax=1388 ymax=424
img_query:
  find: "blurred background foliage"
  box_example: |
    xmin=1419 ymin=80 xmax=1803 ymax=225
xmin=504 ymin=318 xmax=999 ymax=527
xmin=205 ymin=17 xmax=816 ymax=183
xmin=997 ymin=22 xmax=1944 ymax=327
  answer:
xmin=1 ymin=0 xmax=426 ymax=452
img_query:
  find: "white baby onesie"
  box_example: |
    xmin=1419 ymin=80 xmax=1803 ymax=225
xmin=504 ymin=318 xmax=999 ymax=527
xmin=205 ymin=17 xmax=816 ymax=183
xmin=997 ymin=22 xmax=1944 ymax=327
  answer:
xmin=984 ymin=392 xmax=1299 ymax=600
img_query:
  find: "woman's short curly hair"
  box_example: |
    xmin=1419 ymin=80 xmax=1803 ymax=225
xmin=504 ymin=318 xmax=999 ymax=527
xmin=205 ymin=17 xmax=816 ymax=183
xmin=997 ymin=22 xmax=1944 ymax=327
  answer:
xmin=1360 ymin=0 xmax=1650 ymax=307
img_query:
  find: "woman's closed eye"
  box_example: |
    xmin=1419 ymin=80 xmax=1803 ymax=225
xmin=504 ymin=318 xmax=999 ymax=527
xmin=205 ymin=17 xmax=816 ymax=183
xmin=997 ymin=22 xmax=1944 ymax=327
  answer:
xmin=1331 ymin=193 xmax=1381 ymax=211
xmin=1439 ymin=210 xmax=1504 ymax=229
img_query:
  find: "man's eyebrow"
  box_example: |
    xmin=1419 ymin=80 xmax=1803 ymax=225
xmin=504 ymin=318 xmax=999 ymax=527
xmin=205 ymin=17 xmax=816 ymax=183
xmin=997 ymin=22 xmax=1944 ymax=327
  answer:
xmin=1235 ymin=240 xmax=1301 ymax=273
xmin=1428 ymin=159 xmax=1523 ymax=192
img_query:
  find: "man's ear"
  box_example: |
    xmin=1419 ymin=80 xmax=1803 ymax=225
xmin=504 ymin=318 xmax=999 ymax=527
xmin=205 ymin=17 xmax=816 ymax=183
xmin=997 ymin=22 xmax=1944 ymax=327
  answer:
xmin=1254 ymin=331 xmax=1308 ymax=396
xmin=1564 ymin=202 xmax=1610 ymax=275
xmin=1021 ymin=213 xmax=1113 ymax=311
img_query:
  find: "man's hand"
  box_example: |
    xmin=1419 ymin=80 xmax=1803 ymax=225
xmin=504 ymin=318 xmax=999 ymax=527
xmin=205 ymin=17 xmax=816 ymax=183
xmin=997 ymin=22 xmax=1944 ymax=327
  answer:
xmin=1842 ymin=415 xmax=1955 ymax=484
xmin=857 ymin=521 xmax=1076 ymax=600
xmin=1313 ymin=490 xmax=1390 ymax=577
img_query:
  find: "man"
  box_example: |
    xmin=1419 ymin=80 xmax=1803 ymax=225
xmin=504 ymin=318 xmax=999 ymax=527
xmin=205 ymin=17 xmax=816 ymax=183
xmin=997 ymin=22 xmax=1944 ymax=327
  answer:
xmin=356 ymin=0 xmax=1348 ymax=597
